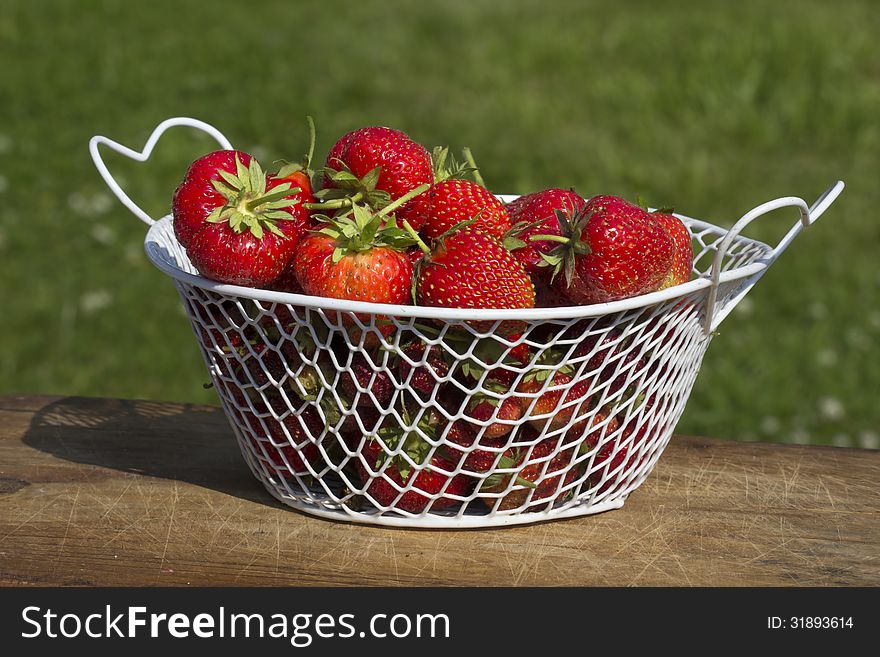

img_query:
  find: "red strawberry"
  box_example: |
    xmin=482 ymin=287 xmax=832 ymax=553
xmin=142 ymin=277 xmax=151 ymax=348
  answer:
xmin=542 ymin=195 xmax=675 ymax=304
xmin=506 ymin=334 xmax=532 ymax=366
xmin=418 ymin=179 xmax=510 ymax=240
xmin=268 ymin=266 xmax=304 ymax=293
xmin=356 ymin=411 xmax=472 ymax=513
xmin=573 ymin=329 xmax=646 ymax=396
xmin=339 ymin=353 xmax=394 ymax=410
xmin=482 ymin=435 xmax=581 ymax=511
xmin=444 ymin=420 xmax=507 ymax=475
xmin=404 ymin=246 xmax=426 ymax=267
xmin=465 ymin=391 xmax=523 ymax=439
xmin=295 ymin=233 xmax=413 ymax=304
xmin=517 ymin=370 xmax=593 ymax=434
xmin=173 ymin=150 xmax=251 ymax=249
xmin=504 ymin=188 xmax=587 ymax=282
xmin=504 ymin=192 xmax=539 ymax=219
xmin=652 ymin=210 xmax=693 ymax=289
xmin=245 ymin=405 xmax=324 ymax=476
xmin=293 ymin=201 xmax=423 ymax=343
xmin=322 ymin=126 xmax=432 ymax=226
xmin=397 ymin=341 xmax=450 ymax=400
xmin=533 ymin=280 xmax=572 ymax=308
xmin=459 ymin=333 xmax=532 ymax=388
xmin=415 ymin=228 xmax=535 ymax=322
xmin=585 ymin=415 xmax=646 ymax=494
xmin=173 ymin=151 xmax=314 ymax=288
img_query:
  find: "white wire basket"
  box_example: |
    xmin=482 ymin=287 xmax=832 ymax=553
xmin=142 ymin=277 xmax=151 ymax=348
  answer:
xmin=89 ymin=118 xmax=844 ymax=528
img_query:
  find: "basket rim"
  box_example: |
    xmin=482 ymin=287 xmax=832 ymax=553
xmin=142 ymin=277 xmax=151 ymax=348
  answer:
xmin=145 ymin=200 xmax=772 ymax=321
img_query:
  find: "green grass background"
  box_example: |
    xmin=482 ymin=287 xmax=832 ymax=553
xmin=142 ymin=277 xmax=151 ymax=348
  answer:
xmin=1 ymin=0 xmax=877 ymax=447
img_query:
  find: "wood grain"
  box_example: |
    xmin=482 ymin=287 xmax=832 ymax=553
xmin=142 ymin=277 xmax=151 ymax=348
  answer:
xmin=0 ymin=395 xmax=877 ymax=586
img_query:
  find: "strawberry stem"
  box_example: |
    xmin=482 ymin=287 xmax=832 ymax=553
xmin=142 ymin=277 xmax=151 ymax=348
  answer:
xmin=376 ymin=183 xmax=431 ymax=219
xmin=461 ymin=147 xmax=486 ymax=188
xmin=303 ymin=192 xmax=363 ymax=211
xmin=530 ymin=234 xmax=570 ymax=244
xmin=305 ymin=115 xmax=316 ymax=169
xmin=244 ymin=186 xmax=301 ymax=212
xmin=515 ymin=475 xmax=538 ymax=489
xmin=402 ymin=220 xmax=431 ymax=255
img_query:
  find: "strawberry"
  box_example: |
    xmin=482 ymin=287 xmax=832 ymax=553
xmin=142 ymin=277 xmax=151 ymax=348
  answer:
xmin=247 ymin=406 xmax=324 ymax=476
xmin=415 ymin=228 xmax=535 ymax=319
xmin=517 ymin=370 xmax=593 ymax=434
xmin=505 ymin=334 xmax=532 ymax=366
xmin=533 ymin=280 xmax=572 ymax=308
xmin=652 ymin=210 xmax=693 ymax=289
xmin=339 ymin=352 xmax=394 ymax=410
xmin=173 ymin=152 xmax=314 ymax=288
xmin=356 ymin=409 xmax=472 ymax=513
xmin=539 ymin=195 xmax=675 ymax=304
xmin=418 ymin=179 xmax=511 ymax=240
xmin=503 ymin=188 xmax=587 ymax=282
xmin=404 ymin=246 xmax=426 ymax=267
xmin=504 ymin=192 xmax=539 ymax=219
xmin=294 ymin=185 xmax=427 ymax=304
xmin=573 ymin=329 xmax=645 ymax=395
xmin=322 ymin=126 xmax=433 ymax=226
xmin=444 ymin=420 xmax=508 ymax=475
xmin=464 ymin=389 xmax=523 ymax=439
xmin=292 ymin=195 xmax=426 ymax=344
xmin=397 ymin=341 xmax=451 ymax=400
xmin=397 ymin=145 xmax=508 ymax=239
xmin=294 ymin=230 xmax=413 ymax=305
xmin=458 ymin=333 xmax=532 ymax=388
xmin=482 ymin=434 xmax=581 ymax=511
xmin=585 ymin=415 xmax=646 ymax=494
xmin=173 ymin=150 xmax=250 ymax=248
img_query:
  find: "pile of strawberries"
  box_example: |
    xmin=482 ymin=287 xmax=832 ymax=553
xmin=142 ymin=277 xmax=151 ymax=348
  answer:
xmin=173 ymin=120 xmax=694 ymax=514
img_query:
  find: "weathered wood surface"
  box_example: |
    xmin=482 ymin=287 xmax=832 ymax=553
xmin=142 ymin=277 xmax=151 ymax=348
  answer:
xmin=0 ymin=395 xmax=877 ymax=586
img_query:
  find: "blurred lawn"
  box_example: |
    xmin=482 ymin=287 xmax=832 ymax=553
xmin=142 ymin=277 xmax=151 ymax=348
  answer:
xmin=1 ymin=0 xmax=877 ymax=447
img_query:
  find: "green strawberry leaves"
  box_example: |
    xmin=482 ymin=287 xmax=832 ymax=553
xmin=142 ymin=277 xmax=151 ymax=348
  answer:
xmin=431 ymin=146 xmax=479 ymax=183
xmin=480 ymin=452 xmax=538 ymax=491
xmin=374 ymin=404 xmax=441 ymax=480
xmin=459 ymin=335 xmax=528 ymax=382
xmin=205 ymin=155 xmax=300 ymax=240
xmin=531 ymin=205 xmax=595 ymax=286
xmin=312 ymin=191 xmax=429 ymax=262
xmin=312 ymin=165 xmax=393 ymax=214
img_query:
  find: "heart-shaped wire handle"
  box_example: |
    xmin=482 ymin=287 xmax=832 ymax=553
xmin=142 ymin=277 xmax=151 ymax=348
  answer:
xmin=89 ymin=117 xmax=234 ymax=227
xmin=703 ymin=180 xmax=845 ymax=334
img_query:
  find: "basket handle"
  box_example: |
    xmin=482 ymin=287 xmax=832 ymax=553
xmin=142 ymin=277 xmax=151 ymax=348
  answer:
xmin=703 ymin=180 xmax=845 ymax=334
xmin=88 ymin=117 xmax=234 ymax=227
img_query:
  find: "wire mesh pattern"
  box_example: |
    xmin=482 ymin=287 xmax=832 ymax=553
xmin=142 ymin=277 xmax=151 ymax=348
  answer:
xmin=90 ymin=117 xmax=843 ymax=528
xmin=144 ymin=213 xmax=765 ymax=528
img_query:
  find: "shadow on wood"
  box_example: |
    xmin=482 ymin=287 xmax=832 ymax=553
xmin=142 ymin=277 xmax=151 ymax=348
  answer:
xmin=21 ymin=396 xmax=276 ymax=507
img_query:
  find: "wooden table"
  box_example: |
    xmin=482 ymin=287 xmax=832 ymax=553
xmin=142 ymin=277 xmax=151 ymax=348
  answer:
xmin=1 ymin=395 xmax=877 ymax=586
